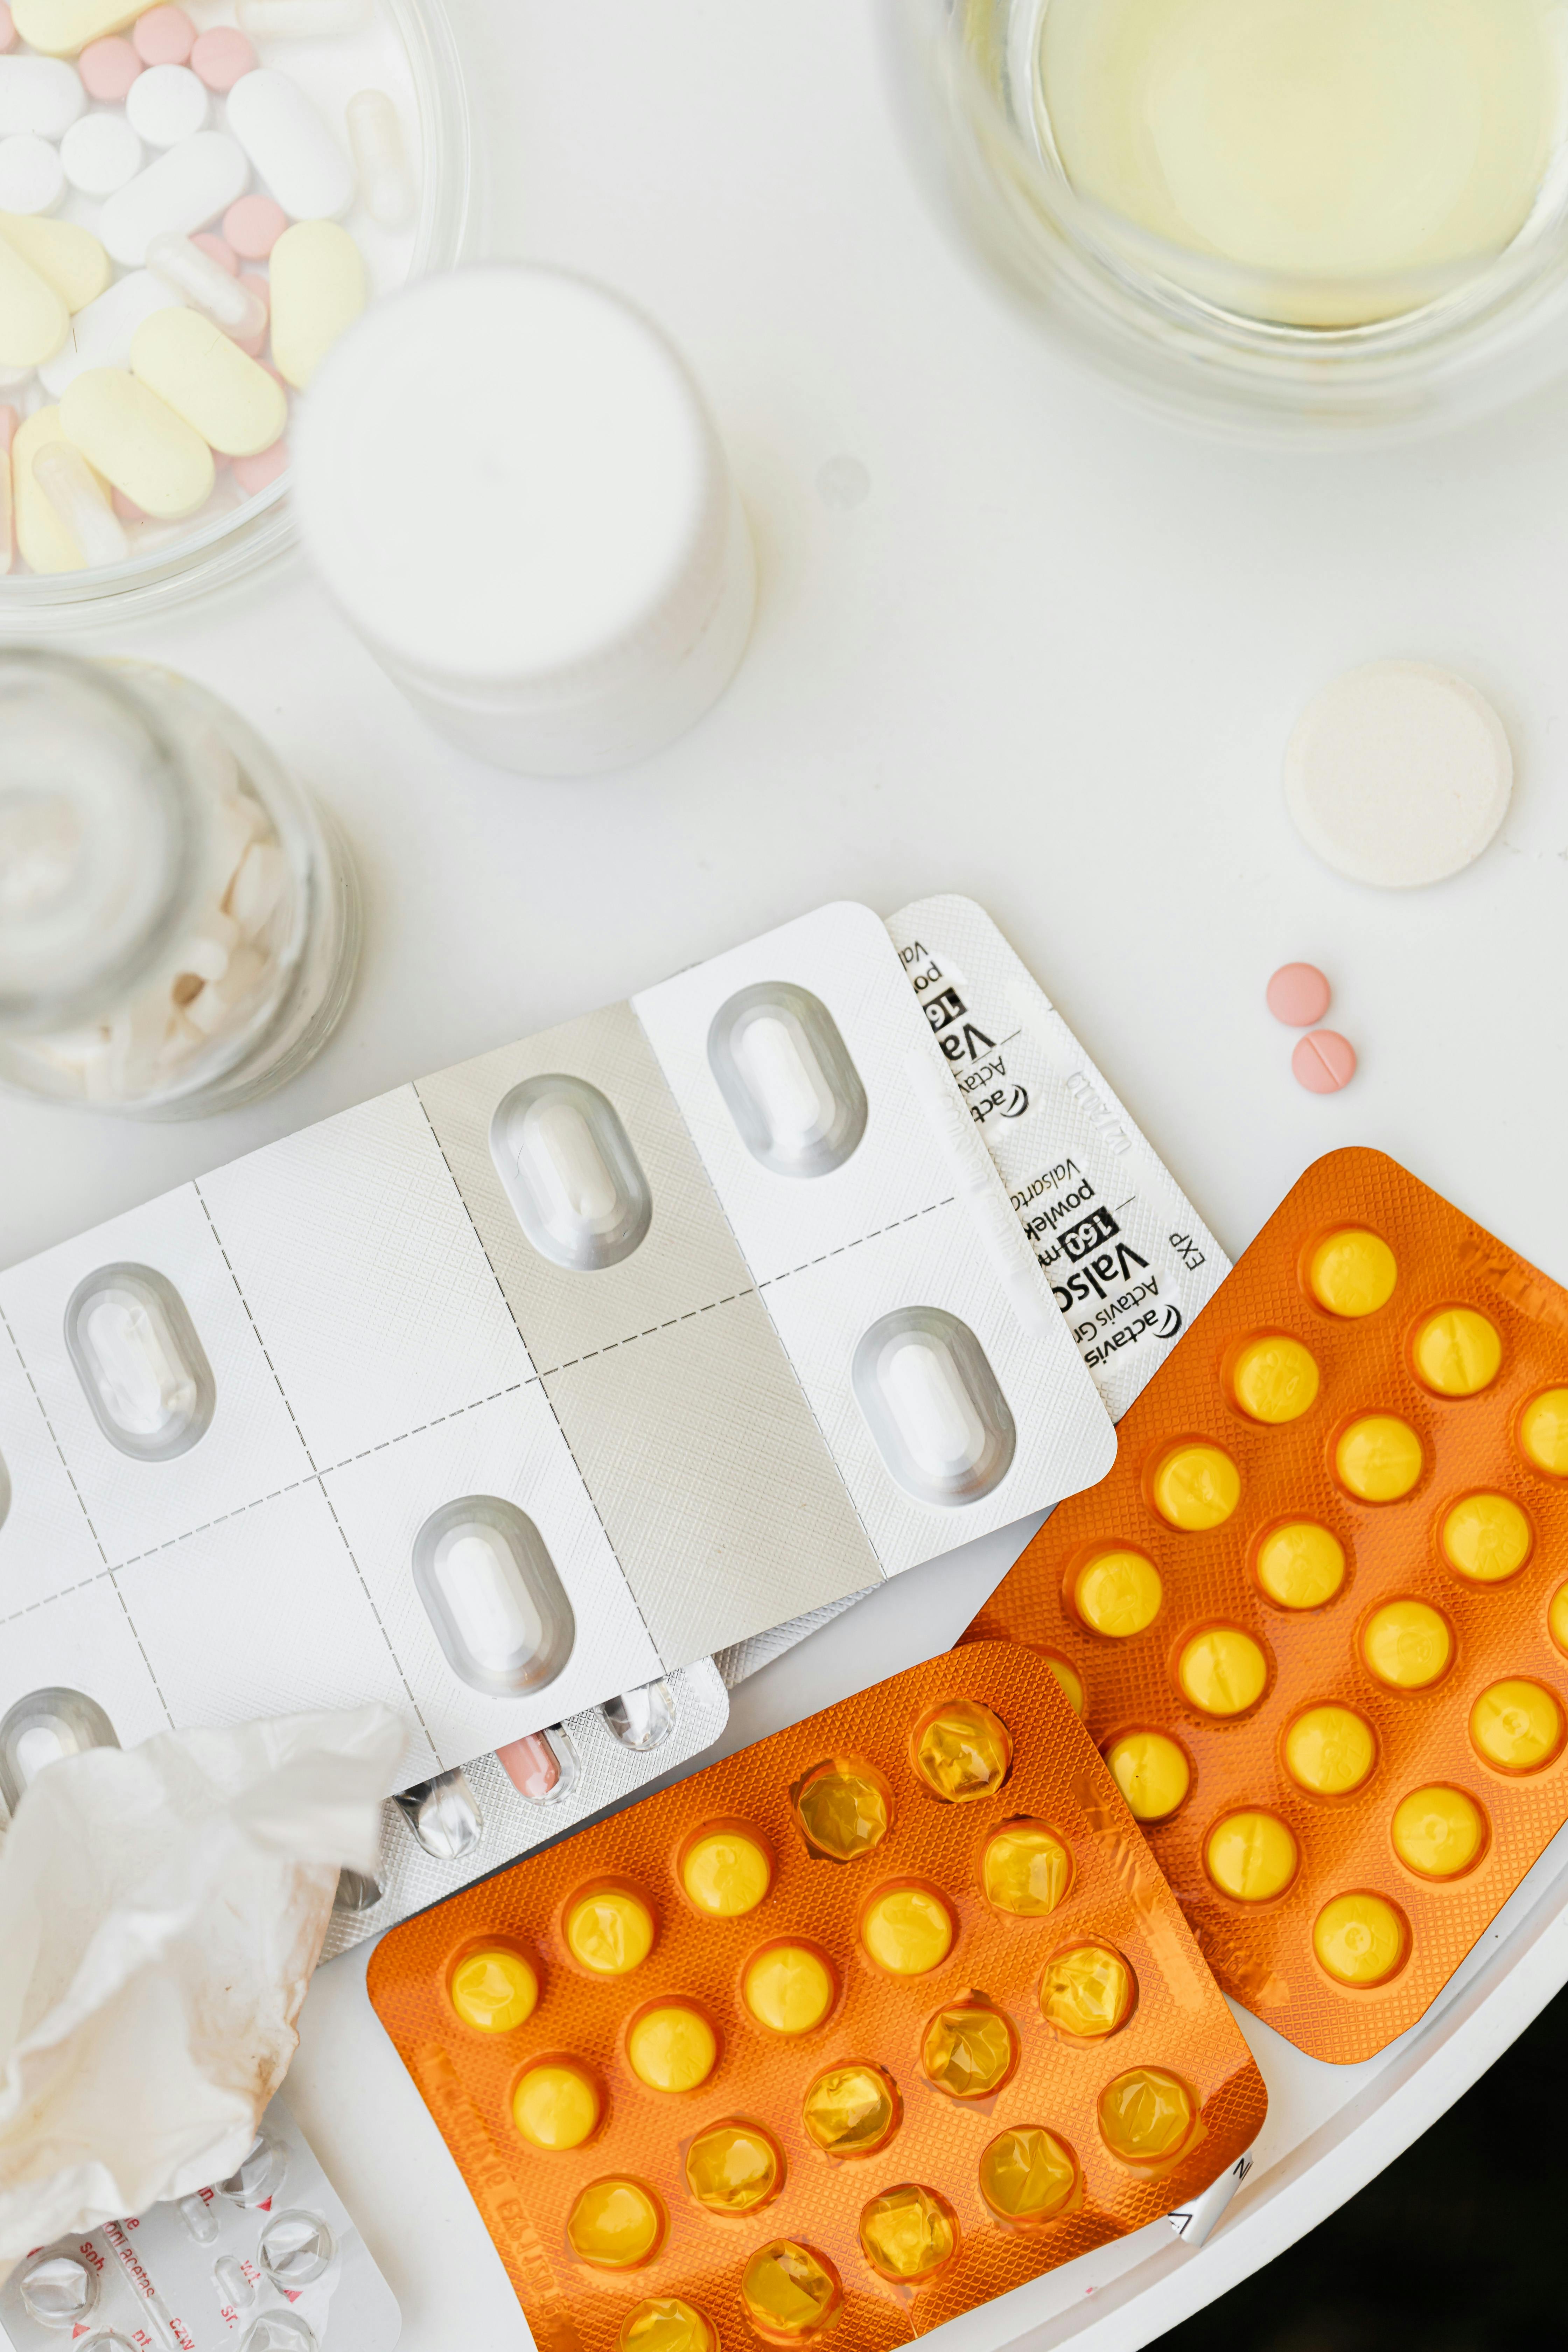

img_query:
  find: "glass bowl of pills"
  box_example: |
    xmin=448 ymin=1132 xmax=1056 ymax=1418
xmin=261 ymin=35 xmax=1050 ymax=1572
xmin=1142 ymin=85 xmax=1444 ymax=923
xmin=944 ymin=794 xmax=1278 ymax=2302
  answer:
xmin=889 ymin=0 xmax=1568 ymax=438
xmin=0 ymin=0 xmax=472 ymax=620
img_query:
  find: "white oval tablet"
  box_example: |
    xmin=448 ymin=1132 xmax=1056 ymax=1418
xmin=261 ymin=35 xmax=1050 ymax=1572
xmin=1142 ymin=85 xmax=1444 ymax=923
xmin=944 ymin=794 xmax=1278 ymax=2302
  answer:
xmin=60 ymin=110 xmax=142 ymax=195
xmin=852 ymin=1306 xmax=1017 ymax=1506
xmin=125 ymin=61 xmax=207 ymax=148
xmin=707 ymin=981 xmax=868 ymax=1176
xmin=0 ymin=133 xmax=65 ymax=214
xmin=98 ymin=128 xmax=247 ymax=266
xmin=489 ymin=1074 xmax=652 ymax=1271
xmin=1284 ymin=660 xmax=1513 ymax=888
xmin=64 ymin=1262 xmax=215 ymax=1457
xmin=38 ymin=263 xmax=181 ymax=395
xmin=225 ymin=66 xmax=352 ymax=219
xmin=0 ymin=56 xmax=87 ymax=138
xmin=411 ymin=1496 xmax=575 ymax=1696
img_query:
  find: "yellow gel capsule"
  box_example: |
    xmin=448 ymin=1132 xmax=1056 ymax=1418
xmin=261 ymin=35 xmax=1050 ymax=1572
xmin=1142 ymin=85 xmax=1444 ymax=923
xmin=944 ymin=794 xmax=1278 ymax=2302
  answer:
xmin=1151 ymin=1442 xmax=1240 ymax=1531
xmin=742 ymin=1944 xmax=834 ymax=2035
xmin=13 ymin=407 xmax=111 ymax=574
xmin=1255 ymin=1521 xmax=1347 ymax=1611
xmin=740 ymin=2241 xmax=841 ymax=2340
xmin=681 ymin=1827 xmax=771 ymax=1918
xmin=512 ymin=2061 xmax=601 ymax=2151
xmin=60 ymin=368 xmax=213 ymax=520
xmin=913 ymin=1699 xmax=1013 ymax=1800
xmin=566 ymin=2178 xmax=664 ymax=2269
xmin=860 ymin=1884 xmax=954 ymax=1976
xmin=566 ymin=1887 xmax=655 ymax=1975
xmin=982 ymin=1822 xmax=1072 ymax=1916
xmin=1313 ymin=1892 xmax=1407 ymax=1986
xmin=620 ymin=2300 xmax=716 ymax=2352
xmin=1335 ymin=1414 xmax=1424 ymax=1503
xmin=794 ymin=1761 xmax=890 ymax=1861
xmin=979 ymin=2127 xmax=1078 ymax=2222
xmin=0 ymin=214 xmax=110 ymax=313
xmin=1470 ymin=1678 xmax=1564 ymax=1772
xmin=1230 ymin=1334 xmax=1320 ymax=1424
xmin=627 ymin=2004 xmax=718 ymax=2093
xmin=1098 ymin=2067 xmax=1197 ymax=2164
xmin=684 ymin=2122 xmax=779 ymax=2213
xmin=1040 ymin=1942 xmax=1134 ymax=2038
xmin=1551 ymin=1582 xmax=1568 ymax=1658
xmin=1308 ymin=1228 xmax=1399 ymax=1319
xmin=1177 ymin=1626 xmax=1269 ymax=1717
xmin=131 ymin=309 xmax=288 ymax=460
xmin=1361 ymin=1598 xmax=1452 ymax=1690
xmin=859 ymin=2185 xmax=957 ymax=2282
xmin=449 ymin=1947 xmax=537 ymax=2033
xmin=1411 ymin=1306 xmax=1502 ymax=1398
xmin=1043 ymin=1652 xmax=1086 ymax=1714
xmin=800 ymin=2064 xmax=899 ymax=2157
xmin=1392 ymin=1785 xmax=1486 ymax=1878
xmin=921 ymin=2004 xmax=1016 ymax=2096
xmin=1284 ymin=1704 xmax=1376 ymax=1796
xmin=1441 ymin=1493 xmax=1532 ymax=1583
xmin=1072 ymin=1547 xmax=1162 ymax=1637
xmin=1105 ymin=1729 xmax=1190 ymax=1821
xmin=1519 ymin=1388 xmax=1568 ymax=1477
xmin=270 ymin=218 xmax=368 ymax=391
xmin=1205 ymin=1810 xmax=1298 ymax=1901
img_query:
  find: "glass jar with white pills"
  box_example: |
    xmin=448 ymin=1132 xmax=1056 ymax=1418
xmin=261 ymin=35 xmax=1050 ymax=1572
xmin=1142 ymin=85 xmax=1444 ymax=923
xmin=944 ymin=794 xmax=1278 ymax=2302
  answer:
xmin=0 ymin=648 xmax=358 ymax=1114
xmin=0 ymin=0 xmax=472 ymax=620
xmin=890 ymin=0 xmax=1568 ymax=437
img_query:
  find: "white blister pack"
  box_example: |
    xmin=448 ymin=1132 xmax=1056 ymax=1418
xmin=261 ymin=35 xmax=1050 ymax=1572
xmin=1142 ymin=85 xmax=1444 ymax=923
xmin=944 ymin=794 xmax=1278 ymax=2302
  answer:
xmin=0 ymin=2096 xmax=398 ymax=2352
xmin=0 ymin=901 xmax=1113 ymax=1796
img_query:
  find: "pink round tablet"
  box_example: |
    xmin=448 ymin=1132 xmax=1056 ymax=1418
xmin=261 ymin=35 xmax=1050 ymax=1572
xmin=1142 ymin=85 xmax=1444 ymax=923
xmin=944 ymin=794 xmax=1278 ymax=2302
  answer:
xmin=189 ymin=26 xmax=257 ymax=92
xmin=223 ymin=194 xmax=286 ymax=260
xmin=1266 ymin=961 xmax=1331 ymax=1027
xmin=192 ymin=231 xmax=238 ymax=274
xmin=78 ymin=35 xmax=141 ymax=100
xmin=1292 ymin=1031 xmax=1357 ymax=1094
xmin=232 ymin=439 xmax=289 ymax=496
xmin=0 ymin=5 xmax=16 ymax=56
xmin=132 ymin=4 xmax=194 ymax=64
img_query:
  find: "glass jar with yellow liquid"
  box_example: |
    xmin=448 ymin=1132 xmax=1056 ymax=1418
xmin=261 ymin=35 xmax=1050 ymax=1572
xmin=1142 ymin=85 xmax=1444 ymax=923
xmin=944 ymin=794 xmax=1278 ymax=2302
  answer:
xmin=889 ymin=0 xmax=1568 ymax=432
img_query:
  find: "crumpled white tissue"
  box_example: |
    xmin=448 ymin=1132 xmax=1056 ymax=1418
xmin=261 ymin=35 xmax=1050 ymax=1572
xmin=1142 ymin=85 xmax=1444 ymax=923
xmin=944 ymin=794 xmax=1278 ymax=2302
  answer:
xmin=0 ymin=1702 xmax=404 ymax=2274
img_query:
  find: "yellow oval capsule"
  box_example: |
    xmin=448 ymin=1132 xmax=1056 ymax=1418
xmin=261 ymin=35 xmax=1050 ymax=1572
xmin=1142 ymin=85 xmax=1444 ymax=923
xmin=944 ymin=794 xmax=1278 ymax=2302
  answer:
xmin=680 ymin=1826 xmax=771 ymax=1918
xmin=60 ymin=367 xmax=213 ymax=519
xmin=1039 ymin=1942 xmax=1134 ymax=2038
xmin=626 ymin=2003 xmax=718 ymax=2093
xmin=1097 ymin=2067 xmax=1197 ymax=2164
xmin=1042 ymin=1651 xmax=1086 ymax=1714
xmin=1361 ymin=1598 xmax=1452 ymax=1690
xmin=739 ymin=2241 xmax=841 ymax=2341
xmin=1177 ymin=1625 xmax=1269 ymax=1716
xmin=13 ymin=406 xmax=111 ymax=574
xmin=1551 ymin=1582 xmax=1568 ymax=1658
xmin=1283 ymin=1703 xmax=1376 ymax=1796
xmin=0 ymin=214 xmax=110 ymax=313
xmin=565 ymin=1886 xmax=655 ymax=1975
xmin=270 ymin=218 xmax=368 ymax=390
xmin=1230 ymin=1334 xmax=1320 ymax=1423
xmin=1105 ymin=1729 xmax=1190 ymax=1821
xmin=131 ymin=309 xmax=288 ymax=458
xmin=920 ymin=2004 xmax=1017 ymax=2096
xmin=1391 ymin=1785 xmax=1486 ymax=1878
xmin=859 ymin=2184 xmax=957 ymax=2281
xmin=684 ymin=2121 xmax=780 ymax=2213
xmin=1470 ymin=1678 xmax=1564 ymax=1772
xmin=1308 ymin=1228 xmax=1399 ymax=1318
xmin=982 ymin=1821 xmax=1072 ymax=1916
xmin=741 ymin=1943 xmax=835 ymax=2035
xmin=1313 ymin=1891 xmax=1408 ymax=1986
xmin=1335 ymin=1414 xmax=1424 ymax=1503
xmin=512 ymin=2061 xmax=600 ymax=2151
xmin=566 ymin=2177 xmax=664 ymax=2269
xmin=1150 ymin=1442 xmax=1240 ymax=1531
xmin=619 ymin=2300 xmax=716 ymax=2352
xmin=800 ymin=2063 xmax=900 ymax=2157
xmin=449 ymin=1947 xmax=537 ymax=2033
xmin=1440 ymin=1492 xmax=1532 ymax=1583
xmin=912 ymin=1698 xmax=1012 ymax=1800
xmin=860 ymin=1884 xmax=954 ymax=1976
xmin=1519 ymin=1387 xmax=1568 ymax=1477
xmin=978 ymin=2126 xmax=1079 ymax=2222
xmin=0 ymin=231 xmax=71 ymax=371
xmin=1205 ymin=1809 xmax=1299 ymax=1901
xmin=794 ymin=1759 xmax=890 ymax=1862
xmin=1410 ymin=1306 xmax=1502 ymax=1398
xmin=1255 ymin=1520 xmax=1347 ymax=1610
xmin=1072 ymin=1547 xmax=1162 ymax=1637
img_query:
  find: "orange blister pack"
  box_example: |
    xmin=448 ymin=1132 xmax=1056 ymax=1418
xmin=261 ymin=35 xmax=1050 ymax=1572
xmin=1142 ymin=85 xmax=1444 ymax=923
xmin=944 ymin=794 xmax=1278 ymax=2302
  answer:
xmin=367 ymin=1645 xmax=1265 ymax=2352
xmin=967 ymin=1147 xmax=1568 ymax=2064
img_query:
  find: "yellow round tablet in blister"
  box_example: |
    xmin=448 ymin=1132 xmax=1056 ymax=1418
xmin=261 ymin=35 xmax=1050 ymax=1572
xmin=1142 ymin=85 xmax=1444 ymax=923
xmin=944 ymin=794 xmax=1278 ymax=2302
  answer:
xmin=983 ymin=1822 xmax=1072 ymax=1916
xmin=978 ymin=2127 xmax=1079 ymax=2222
xmin=449 ymin=1947 xmax=537 ymax=2033
xmin=1335 ymin=1415 xmax=1424 ymax=1503
xmin=1313 ymin=1892 xmax=1407 ymax=1986
xmin=740 ymin=2241 xmax=841 ymax=2339
xmin=1151 ymin=1443 xmax=1240 ymax=1531
xmin=913 ymin=1700 xmax=1013 ymax=1801
xmin=684 ymin=2122 xmax=780 ymax=2213
xmin=1410 ymin=1306 xmax=1502 ymax=1398
xmin=681 ymin=1827 xmax=771 ymax=1917
xmin=1440 ymin=1493 xmax=1532 ymax=1583
xmin=1230 ymin=1334 xmax=1320 ymax=1424
xmin=566 ymin=1887 xmax=655 ymax=1975
xmin=1255 ymin=1521 xmax=1347 ymax=1610
xmin=1072 ymin=1548 xmax=1162 ymax=1638
xmin=1519 ymin=1388 xmax=1568 ymax=1477
xmin=512 ymin=2062 xmax=600 ymax=2151
xmin=859 ymin=2184 xmax=956 ymax=2281
xmin=1392 ymin=1785 xmax=1486 ymax=1878
xmin=626 ymin=2004 xmax=718 ymax=2092
xmin=801 ymin=2063 xmax=899 ymax=2157
xmin=921 ymin=2005 xmax=1016 ymax=2096
xmin=1039 ymin=1942 xmax=1134 ymax=2038
xmin=1308 ymin=1229 xmax=1398 ymax=1318
xmin=742 ymin=1944 xmax=835 ymax=2034
xmin=1284 ymin=1704 xmax=1376 ymax=1795
xmin=1361 ymin=1599 xmax=1452 ymax=1690
xmin=1097 ymin=2067 xmax=1197 ymax=2164
xmin=1043 ymin=1652 xmax=1086 ymax=1714
xmin=1551 ymin=1582 xmax=1568 ymax=1658
xmin=619 ymin=2300 xmax=715 ymax=2352
xmin=1105 ymin=1730 xmax=1190 ymax=1821
xmin=794 ymin=1762 xmax=890 ymax=1862
xmin=1177 ymin=1626 xmax=1269 ymax=1717
xmin=566 ymin=2177 xmax=664 ymax=2268
xmin=860 ymin=1885 xmax=954 ymax=1976
xmin=1205 ymin=1810 xmax=1298 ymax=1901
xmin=1470 ymin=1678 xmax=1564 ymax=1772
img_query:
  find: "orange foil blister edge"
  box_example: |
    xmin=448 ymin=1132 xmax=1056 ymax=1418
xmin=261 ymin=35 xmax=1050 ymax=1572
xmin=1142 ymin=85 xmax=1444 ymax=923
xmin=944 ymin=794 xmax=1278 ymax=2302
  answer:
xmin=967 ymin=1146 xmax=1568 ymax=2066
xmin=367 ymin=1644 xmax=1265 ymax=2351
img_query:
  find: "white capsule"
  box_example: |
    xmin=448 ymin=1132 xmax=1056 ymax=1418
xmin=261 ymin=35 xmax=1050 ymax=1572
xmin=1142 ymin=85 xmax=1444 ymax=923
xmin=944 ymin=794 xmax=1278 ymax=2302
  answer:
xmin=345 ymin=88 xmax=413 ymax=227
xmin=99 ymin=131 xmax=249 ymax=268
xmin=147 ymin=230 xmax=266 ymax=338
xmin=39 ymin=267 xmax=184 ymax=399
xmin=225 ymin=67 xmax=352 ymax=219
xmin=0 ymin=56 xmax=87 ymax=141
xmin=0 ymin=133 xmax=65 ymax=216
xmin=735 ymin=1013 xmax=836 ymax=1150
xmin=490 ymin=1074 xmax=652 ymax=1271
xmin=125 ymin=63 xmax=209 ymax=151
xmin=65 ymin=1264 xmax=215 ymax=1460
xmin=707 ymin=982 xmax=868 ymax=1176
xmin=32 ymin=439 xmax=127 ymax=565
xmin=881 ymin=1334 xmax=986 ymax=1479
xmin=412 ymin=1497 xmax=575 ymax=1696
xmin=522 ymin=1099 xmax=619 ymax=1232
xmin=237 ymin=0 xmax=371 ymax=35
xmin=852 ymin=1306 xmax=1016 ymax=1506
xmin=60 ymin=111 xmax=143 ymax=197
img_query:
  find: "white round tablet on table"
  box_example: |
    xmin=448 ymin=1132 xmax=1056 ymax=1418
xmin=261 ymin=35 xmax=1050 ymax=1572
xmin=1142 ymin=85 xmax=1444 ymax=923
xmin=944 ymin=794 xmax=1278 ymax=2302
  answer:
xmin=0 ymin=132 xmax=64 ymax=213
xmin=61 ymin=110 xmax=142 ymax=196
xmin=1284 ymin=660 xmax=1513 ymax=888
xmin=125 ymin=62 xmax=209 ymax=149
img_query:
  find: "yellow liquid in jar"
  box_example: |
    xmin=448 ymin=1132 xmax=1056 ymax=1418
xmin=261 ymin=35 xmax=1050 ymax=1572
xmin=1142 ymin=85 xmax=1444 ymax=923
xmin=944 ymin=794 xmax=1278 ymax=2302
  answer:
xmin=1035 ymin=0 xmax=1560 ymax=326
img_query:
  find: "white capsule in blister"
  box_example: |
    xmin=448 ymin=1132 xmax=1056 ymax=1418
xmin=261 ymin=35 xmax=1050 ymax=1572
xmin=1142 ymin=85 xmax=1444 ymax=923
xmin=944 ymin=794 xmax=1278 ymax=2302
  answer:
xmin=490 ymin=1073 xmax=652 ymax=1271
xmin=707 ymin=981 xmax=868 ymax=1176
xmin=0 ymin=1684 xmax=120 ymax=1814
xmin=412 ymin=1495 xmax=575 ymax=1696
xmin=346 ymin=88 xmax=414 ymax=227
xmin=65 ymin=1263 xmax=215 ymax=1459
xmin=852 ymin=1306 xmax=1016 ymax=1506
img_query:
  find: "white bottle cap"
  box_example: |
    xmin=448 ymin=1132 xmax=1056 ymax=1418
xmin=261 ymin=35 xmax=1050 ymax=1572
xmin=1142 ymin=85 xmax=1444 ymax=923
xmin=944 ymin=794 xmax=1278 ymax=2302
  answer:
xmin=294 ymin=265 xmax=756 ymax=776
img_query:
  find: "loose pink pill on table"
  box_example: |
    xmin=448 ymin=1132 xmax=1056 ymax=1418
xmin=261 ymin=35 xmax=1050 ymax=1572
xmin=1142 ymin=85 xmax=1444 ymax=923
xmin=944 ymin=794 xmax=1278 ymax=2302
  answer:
xmin=192 ymin=230 xmax=238 ymax=273
xmin=1293 ymin=1031 xmax=1357 ymax=1093
xmin=1266 ymin=962 xmax=1331 ymax=1026
xmin=190 ymin=25 xmax=257 ymax=91
xmin=133 ymin=5 xmax=194 ymax=63
xmin=224 ymin=193 xmax=287 ymax=259
xmin=78 ymin=35 xmax=142 ymax=99
xmin=0 ymin=5 xmax=16 ymax=55
xmin=232 ymin=439 xmax=289 ymax=495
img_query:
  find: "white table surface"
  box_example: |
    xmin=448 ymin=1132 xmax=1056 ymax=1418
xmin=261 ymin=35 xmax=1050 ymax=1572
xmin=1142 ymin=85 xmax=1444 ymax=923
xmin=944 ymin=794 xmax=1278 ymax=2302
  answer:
xmin=6 ymin=3 xmax=1568 ymax=2348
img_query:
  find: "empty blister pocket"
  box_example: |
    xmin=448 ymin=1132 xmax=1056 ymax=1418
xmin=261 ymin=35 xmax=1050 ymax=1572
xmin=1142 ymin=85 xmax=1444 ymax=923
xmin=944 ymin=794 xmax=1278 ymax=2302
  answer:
xmin=395 ymin=1767 xmax=483 ymax=1860
xmin=852 ymin=1307 xmax=1016 ymax=1505
xmin=412 ymin=1495 xmax=576 ymax=1696
xmin=488 ymin=1074 xmax=652 ymax=1270
xmin=64 ymin=1264 xmax=215 ymax=1462
xmin=0 ymin=1685 xmax=119 ymax=1814
xmin=706 ymin=982 xmax=868 ymax=1176
xmin=601 ymin=1678 xmax=677 ymax=1750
